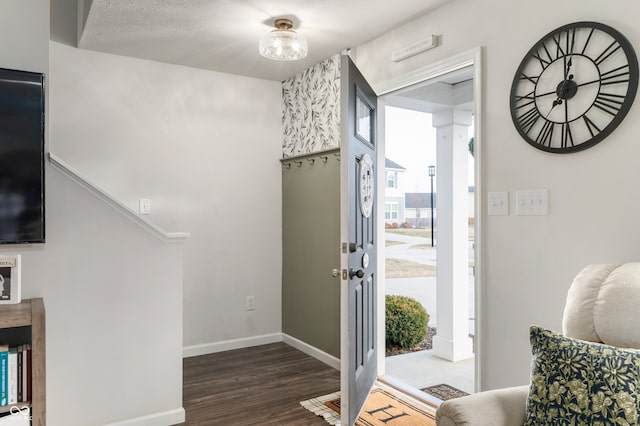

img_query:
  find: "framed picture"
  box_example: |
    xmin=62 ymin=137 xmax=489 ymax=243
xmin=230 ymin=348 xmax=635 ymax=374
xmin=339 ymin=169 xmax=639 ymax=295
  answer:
xmin=0 ymin=255 xmax=21 ymax=304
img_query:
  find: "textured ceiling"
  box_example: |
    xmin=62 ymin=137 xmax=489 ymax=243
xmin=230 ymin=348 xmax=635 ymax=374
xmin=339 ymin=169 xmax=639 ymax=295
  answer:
xmin=78 ymin=0 xmax=451 ymax=81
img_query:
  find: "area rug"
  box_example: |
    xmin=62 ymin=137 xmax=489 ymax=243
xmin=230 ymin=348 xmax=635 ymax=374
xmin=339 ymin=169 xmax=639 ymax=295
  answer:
xmin=421 ymin=383 xmax=469 ymax=401
xmin=301 ymin=386 xmax=436 ymax=425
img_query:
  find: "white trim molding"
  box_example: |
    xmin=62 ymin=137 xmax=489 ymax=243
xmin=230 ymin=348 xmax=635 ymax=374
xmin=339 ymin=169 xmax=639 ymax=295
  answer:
xmin=376 ymin=48 xmax=479 ymax=96
xmin=374 ymin=46 xmax=484 ymax=392
xmin=182 ymin=333 xmax=282 ymax=358
xmin=282 ymin=334 xmax=340 ymax=370
xmin=104 ymin=408 xmax=185 ymax=426
xmin=49 ymin=153 xmax=190 ymax=243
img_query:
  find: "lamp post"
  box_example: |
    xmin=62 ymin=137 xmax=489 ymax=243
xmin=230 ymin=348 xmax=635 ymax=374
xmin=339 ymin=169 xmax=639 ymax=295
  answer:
xmin=428 ymin=165 xmax=435 ymax=247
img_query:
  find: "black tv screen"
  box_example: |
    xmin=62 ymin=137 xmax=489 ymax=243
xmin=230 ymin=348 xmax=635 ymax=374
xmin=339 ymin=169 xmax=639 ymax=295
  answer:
xmin=0 ymin=68 xmax=45 ymax=244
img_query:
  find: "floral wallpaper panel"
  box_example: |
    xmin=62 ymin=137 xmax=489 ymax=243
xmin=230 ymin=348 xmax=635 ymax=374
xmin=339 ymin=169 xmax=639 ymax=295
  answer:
xmin=282 ymin=54 xmax=341 ymax=157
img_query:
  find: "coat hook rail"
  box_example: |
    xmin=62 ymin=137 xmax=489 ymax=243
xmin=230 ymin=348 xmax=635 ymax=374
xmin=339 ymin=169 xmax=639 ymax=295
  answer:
xmin=280 ymin=147 xmax=340 ymax=168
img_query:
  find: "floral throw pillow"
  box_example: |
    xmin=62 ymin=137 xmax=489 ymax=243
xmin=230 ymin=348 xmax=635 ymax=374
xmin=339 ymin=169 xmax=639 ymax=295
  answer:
xmin=525 ymin=325 xmax=640 ymax=426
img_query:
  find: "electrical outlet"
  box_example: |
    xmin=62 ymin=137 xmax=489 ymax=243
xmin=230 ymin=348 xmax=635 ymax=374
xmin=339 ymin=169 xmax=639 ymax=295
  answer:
xmin=246 ymin=296 xmax=255 ymax=311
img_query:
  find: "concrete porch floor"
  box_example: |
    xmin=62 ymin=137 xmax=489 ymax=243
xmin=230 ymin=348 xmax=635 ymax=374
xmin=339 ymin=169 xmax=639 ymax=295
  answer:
xmin=385 ymin=350 xmax=475 ymax=395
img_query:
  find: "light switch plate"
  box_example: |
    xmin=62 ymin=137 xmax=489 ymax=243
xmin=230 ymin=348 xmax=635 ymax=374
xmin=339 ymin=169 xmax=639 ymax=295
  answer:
xmin=139 ymin=198 xmax=151 ymax=215
xmin=516 ymin=189 xmax=548 ymax=215
xmin=488 ymin=191 xmax=509 ymax=215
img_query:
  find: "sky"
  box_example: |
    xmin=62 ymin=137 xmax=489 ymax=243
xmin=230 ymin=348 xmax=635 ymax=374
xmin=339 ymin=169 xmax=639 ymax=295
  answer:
xmin=384 ymin=106 xmax=474 ymax=193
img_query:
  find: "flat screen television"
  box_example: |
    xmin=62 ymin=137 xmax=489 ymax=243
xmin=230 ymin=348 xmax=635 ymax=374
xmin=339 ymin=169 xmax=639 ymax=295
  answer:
xmin=0 ymin=68 xmax=45 ymax=244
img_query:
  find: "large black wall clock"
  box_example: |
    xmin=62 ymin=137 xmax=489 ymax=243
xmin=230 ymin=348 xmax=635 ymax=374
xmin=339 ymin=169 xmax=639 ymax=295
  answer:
xmin=510 ymin=21 xmax=639 ymax=153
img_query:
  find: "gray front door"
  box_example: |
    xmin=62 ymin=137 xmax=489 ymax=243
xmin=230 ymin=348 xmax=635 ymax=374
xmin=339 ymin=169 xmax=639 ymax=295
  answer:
xmin=340 ymin=54 xmax=378 ymax=426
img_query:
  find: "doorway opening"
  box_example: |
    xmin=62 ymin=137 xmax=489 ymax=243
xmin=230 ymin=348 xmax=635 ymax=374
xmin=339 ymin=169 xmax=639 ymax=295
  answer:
xmin=377 ymin=57 xmax=480 ymax=401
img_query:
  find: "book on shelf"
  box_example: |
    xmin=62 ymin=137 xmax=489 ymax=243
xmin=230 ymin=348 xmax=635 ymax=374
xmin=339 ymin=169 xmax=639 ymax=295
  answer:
xmin=22 ymin=346 xmax=29 ymax=403
xmin=0 ymin=346 xmax=7 ymax=406
xmin=6 ymin=349 xmax=16 ymax=406
xmin=0 ymin=345 xmax=30 ymax=407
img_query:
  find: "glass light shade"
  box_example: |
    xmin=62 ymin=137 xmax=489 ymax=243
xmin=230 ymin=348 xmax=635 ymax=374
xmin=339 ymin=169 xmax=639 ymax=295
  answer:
xmin=259 ymin=27 xmax=308 ymax=61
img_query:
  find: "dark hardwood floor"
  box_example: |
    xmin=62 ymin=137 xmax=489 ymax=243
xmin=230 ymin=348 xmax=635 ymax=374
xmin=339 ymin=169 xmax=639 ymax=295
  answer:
xmin=181 ymin=342 xmax=340 ymax=425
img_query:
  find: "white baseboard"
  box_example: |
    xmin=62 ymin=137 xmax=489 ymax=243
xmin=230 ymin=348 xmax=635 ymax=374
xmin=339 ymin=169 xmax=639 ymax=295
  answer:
xmin=183 ymin=333 xmax=283 ymax=358
xmin=282 ymin=333 xmax=340 ymax=370
xmin=183 ymin=333 xmax=340 ymax=371
xmin=104 ymin=408 xmax=185 ymax=426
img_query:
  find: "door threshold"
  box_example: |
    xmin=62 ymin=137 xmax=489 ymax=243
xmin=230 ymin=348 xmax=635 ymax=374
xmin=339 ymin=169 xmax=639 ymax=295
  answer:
xmin=376 ymin=375 xmax=441 ymax=409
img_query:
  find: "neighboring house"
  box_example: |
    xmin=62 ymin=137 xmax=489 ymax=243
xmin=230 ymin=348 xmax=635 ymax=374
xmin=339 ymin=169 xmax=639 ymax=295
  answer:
xmin=404 ymin=192 xmax=435 ymax=228
xmin=384 ymin=158 xmax=406 ymax=225
xmin=405 ymin=187 xmax=475 ymax=228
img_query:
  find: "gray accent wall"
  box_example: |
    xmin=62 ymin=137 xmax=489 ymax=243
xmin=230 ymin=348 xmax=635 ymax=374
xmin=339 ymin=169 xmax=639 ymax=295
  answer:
xmin=282 ymin=55 xmax=342 ymax=358
xmin=282 ymin=151 xmax=340 ymax=357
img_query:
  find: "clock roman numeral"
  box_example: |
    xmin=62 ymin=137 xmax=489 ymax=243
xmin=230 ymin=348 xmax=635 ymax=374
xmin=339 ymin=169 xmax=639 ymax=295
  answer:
xmin=514 ymin=98 xmax=535 ymax=110
xmin=593 ymin=92 xmax=625 ymax=116
xmin=517 ymin=106 xmax=541 ymax=134
xmin=583 ymin=114 xmax=601 ymax=137
xmin=536 ymin=120 xmax=554 ymax=146
xmin=532 ymin=50 xmax=551 ymax=69
xmin=595 ymin=40 xmax=622 ymax=66
xmin=551 ymin=33 xmax=566 ymax=58
xmin=600 ymin=64 xmax=630 ymax=85
xmin=519 ymin=73 xmax=539 ymax=85
xmin=581 ymin=28 xmax=595 ymax=55
xmin=566 ymin=28 xmax=576 ymax=55
xmin=561 ymin=122 xmax=574 ymax=148
xmin=513 ymin=89 xmax=536 ymax=109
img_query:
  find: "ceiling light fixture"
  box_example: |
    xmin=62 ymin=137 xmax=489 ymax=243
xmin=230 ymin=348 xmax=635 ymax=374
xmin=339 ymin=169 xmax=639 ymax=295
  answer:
xmin=259 ymin=19 xmax=308 ymax=61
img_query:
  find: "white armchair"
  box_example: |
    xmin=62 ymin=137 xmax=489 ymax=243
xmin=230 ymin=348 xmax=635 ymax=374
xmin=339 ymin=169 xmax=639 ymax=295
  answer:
xmin=436 ymin=263 xmax=640 ymax=426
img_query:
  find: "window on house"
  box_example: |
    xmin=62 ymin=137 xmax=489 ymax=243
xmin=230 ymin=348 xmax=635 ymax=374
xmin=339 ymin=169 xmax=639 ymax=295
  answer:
xmin=385 ymin=202 xmax=399 ymax=220
xmin=386 ymin=171 xmax=397 ymax=188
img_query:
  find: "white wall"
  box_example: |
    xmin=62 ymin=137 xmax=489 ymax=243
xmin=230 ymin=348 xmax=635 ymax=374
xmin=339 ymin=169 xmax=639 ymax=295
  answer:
xmin=1 ymin=2 xmax=184 ymax=425
xmin=49 ymin=42 xmax=283 ymax=349
xmin=23 ymin=166 xmax=185 ymax=425
xmin=0 ymin=2 xmax=49 ymax=74
xmin=355 ymin=0 xmax=640 ymax=390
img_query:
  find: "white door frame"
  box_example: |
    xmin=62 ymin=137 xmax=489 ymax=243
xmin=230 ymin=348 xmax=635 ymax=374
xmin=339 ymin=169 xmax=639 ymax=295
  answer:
xmin=374 ymin=47 xmax=484 ymax=392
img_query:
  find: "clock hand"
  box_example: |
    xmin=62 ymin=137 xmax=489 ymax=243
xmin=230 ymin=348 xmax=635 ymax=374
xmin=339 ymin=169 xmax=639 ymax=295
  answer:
xmin=536 ymin=88 xmax=560 ymax=98
xmin=564 ymin=56 xmax=573 ymax=79
xmin=577 ymin=78 xmax=602 ymax=88
xmin=545 ymin=98 xmax=563 ymax=118
xmin=544 ymin=73 xmax=575 ymax=118
xmin=536 ymin=70 xmax=576 ymax=98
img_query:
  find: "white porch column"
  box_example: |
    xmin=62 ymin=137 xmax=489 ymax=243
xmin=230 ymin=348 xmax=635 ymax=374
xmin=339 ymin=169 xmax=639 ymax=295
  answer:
xmin=431 ymin=108 xmax=474 ymax=362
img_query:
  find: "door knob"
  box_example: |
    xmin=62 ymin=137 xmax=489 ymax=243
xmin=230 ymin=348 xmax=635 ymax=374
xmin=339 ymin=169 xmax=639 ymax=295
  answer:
xmin=350 ymin=269 xmax=365 ymax=279
xmin=330 ymin=268 xmax=340 ymax=278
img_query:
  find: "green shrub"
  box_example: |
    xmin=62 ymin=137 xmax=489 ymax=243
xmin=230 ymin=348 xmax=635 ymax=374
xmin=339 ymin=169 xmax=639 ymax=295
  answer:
xmin=385 ymin=295 xmax=429 ymax=349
